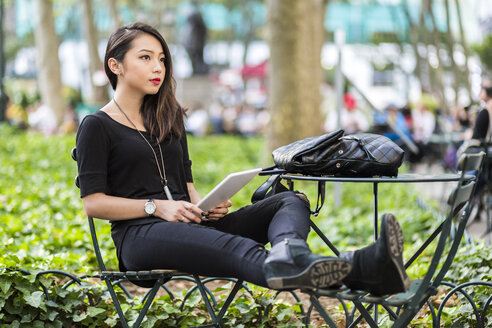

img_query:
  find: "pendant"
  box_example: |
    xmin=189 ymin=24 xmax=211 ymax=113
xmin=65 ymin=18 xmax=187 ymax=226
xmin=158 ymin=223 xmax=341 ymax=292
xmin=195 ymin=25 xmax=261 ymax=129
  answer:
xmin=164 ymin=185 xmax=173 ymax=200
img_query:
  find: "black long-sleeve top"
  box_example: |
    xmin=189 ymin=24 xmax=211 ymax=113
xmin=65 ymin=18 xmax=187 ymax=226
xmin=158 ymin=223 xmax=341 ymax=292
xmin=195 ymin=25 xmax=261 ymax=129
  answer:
xmin=75 ymin=110 xmax=194 ymax=265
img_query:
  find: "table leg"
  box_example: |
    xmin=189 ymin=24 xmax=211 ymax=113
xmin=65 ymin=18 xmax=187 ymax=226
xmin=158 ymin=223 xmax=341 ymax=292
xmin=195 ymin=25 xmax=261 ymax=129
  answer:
xmin=309 ymin=220 xmax=340 ymax=256
xmin=373 ymin=182 xmax=378 ymax=240
xmin=287 ymin=179 xmax=294 ymax=191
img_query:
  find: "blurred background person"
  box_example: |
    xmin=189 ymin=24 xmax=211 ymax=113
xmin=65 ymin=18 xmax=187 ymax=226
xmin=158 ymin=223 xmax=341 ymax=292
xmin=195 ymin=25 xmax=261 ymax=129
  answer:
xmin=407 ymin=100 xmax=436 ymax=163
xmin=5 ymin=94 xmax=28 ymax=130
xmin=411 ymin=101 xmax=436 ymax=145
xmin=236 ymin=105 xmax=258 ymax=136
xmin=27 ymin=101 xmax=57 ymax=135
xmin=471 ymin=80 xmax=492 ymax=140
xmin=453 ymin=105 xmax=473 ymax=139
xmin=185 ymin=102 xmax=210 ymax=136
xmin=372 ymin=104 xmax=412 ymax=147
xmin=182 ymin=0 xmax=208 ymax=75
xmin=324 ymin=91 xmax=369 ymax=133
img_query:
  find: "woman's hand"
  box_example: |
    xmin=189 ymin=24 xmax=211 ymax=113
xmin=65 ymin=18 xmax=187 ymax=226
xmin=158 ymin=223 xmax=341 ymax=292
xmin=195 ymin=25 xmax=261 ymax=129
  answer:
xmin=154 ymin=200 xmax=203 ymax=223
xmin=204 ymin=200 xmax=232 ymax=221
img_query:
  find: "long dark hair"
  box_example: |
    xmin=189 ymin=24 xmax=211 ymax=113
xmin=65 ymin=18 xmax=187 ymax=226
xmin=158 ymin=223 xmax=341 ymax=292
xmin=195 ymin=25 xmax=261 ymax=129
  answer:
xmin=104 ymin=22 xmax=185 ymax=141
xmin=484 ymin=86 xmax=492 ymax=100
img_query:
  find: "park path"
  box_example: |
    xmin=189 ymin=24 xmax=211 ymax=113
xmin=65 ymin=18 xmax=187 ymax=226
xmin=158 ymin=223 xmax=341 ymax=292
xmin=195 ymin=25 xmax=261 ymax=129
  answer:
xmin=412 ymin=162 xmax=491 ymax=245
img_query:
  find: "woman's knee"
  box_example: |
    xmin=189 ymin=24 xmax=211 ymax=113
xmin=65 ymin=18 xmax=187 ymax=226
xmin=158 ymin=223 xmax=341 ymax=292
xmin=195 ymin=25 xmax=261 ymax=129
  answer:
xmin=271 ymin=191 xmax=311 ymax=210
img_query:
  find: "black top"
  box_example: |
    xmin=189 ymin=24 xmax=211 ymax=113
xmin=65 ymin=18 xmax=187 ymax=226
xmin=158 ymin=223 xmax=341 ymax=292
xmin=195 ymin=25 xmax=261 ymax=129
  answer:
xmin=472 ymin=108 xmax=490 ymax=139
xmin=76 ymin=110 xmax=193 ymax=201
xmin=75 ymin=110 xmax=194 ymax=263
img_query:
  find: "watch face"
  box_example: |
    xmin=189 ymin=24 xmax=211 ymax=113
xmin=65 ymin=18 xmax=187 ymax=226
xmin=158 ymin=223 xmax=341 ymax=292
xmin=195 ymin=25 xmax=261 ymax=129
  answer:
xmin=144 ymin=201 xmax=156 ymax=215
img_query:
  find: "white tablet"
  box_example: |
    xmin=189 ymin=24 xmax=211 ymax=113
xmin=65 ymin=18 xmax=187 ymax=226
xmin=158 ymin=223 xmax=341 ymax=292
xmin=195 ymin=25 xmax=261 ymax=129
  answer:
xmin=197 ymin=168 xmax=262 ymax=211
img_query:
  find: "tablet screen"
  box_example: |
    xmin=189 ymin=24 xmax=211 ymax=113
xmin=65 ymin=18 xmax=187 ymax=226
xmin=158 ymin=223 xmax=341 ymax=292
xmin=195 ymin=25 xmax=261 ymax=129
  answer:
xmin=197 ymin=168 xmax=262 ymax=211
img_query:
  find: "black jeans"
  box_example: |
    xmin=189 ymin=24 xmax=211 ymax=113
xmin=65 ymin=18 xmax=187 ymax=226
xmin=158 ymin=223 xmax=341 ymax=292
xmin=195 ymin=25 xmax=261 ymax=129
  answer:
xmin=119 ymin=192 xmax=310 ymax=287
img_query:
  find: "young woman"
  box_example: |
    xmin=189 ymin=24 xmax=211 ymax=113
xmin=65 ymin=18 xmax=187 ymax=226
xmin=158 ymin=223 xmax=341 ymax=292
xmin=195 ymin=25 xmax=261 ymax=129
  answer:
xmin=472 ymin=85 xmax=492 ymax=140
xmin=76 ymin=22 xmax=409 ymax=295
xmin=466 ymin=85 xmax=492 ymax=196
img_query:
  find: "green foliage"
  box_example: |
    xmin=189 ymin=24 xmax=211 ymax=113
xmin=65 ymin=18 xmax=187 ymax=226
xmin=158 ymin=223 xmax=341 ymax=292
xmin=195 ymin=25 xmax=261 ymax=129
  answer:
xmin=187 ymin=134 xmax=267 ymax=212
xmin=370 ymin=31 xmax=400 ymax=44
xmin=0 ymin=124 xmax=105 ymax=273
xmin=472 ymin=33 xmax=492 ymax=75
xmin=447 ymin=241 xmax=492 ymax=284
xmin=4 ymin=79 xmax=40 ymax=109
xmin=0 ymin=268 xmax=102 ymax=328
xmin=63 ymin=87 xmax=82 ymax=108
xmin=4 ymin=32 xmax=35 ymax=63
xmin=0 ymin=269 xmax=300 ymax=327
xmin=439 ymin=241 xmax=492 ymax=327
xmin=0 ymin=123 xmax=490 ymax=326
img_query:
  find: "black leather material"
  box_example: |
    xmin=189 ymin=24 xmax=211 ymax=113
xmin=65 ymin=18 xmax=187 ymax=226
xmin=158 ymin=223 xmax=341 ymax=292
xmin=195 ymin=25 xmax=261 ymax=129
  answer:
xmin=272 ymin=130 xmax=404 ymax=177
xmin=251 ymin=174 xmax=289 ymax=203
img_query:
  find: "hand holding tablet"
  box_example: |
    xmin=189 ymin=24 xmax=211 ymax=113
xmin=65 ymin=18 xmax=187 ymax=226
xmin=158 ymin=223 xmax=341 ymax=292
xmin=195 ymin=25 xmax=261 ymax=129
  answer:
xmin=197 ymin=168 xmax=262 ymax=212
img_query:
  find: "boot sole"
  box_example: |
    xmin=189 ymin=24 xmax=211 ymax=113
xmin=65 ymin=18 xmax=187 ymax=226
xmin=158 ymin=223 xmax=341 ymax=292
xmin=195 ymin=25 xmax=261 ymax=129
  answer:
xmin=267 ymin=259 xmax=352 ymax=290
xmin=382 ymin=213 xmax=410 ymax=292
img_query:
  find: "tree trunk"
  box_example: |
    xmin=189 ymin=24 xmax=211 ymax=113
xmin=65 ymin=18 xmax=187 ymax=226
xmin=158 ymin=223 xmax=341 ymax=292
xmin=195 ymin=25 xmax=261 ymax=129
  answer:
xmin=454 ymin=0 xmax=472 ymax=101
xmin=0 ymin=0 xmax=5 ymax=121
xmin=107 ymin=0 xmax=122 ymax=30
xmin=266 ymin=0 xmax=324 ymax=152
xmin=225 ymin=0 xmax=236 ymax=67
xmin=427 ymin=0 xmax=448 ymax=111
xmin=241 ymin=2 xmax=256 ymax=68
xmin=444 ymin=0 xmax=460 ymax=106
xmin=81 ymin=0 xmax=109 ymax=105
xmin=153 ymin=1 xmax=165 ymax=29
xmin=34 ymin=0 xmax=65 ymax=125
xmin=418 ymin=2 xmax=434 ymax=94
xmin=390 ymin=5 xmax=410 ymax=102
xmin=128 ymin=0 xmax=139 ymax=21
xmin=402 ymin=0 xmax=427 ymax=93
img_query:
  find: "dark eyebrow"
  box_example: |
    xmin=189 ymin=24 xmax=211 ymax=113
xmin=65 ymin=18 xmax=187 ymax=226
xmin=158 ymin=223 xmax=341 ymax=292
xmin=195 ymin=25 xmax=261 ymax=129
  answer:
xmin=137 ymin=49 xmax=165 ymax=55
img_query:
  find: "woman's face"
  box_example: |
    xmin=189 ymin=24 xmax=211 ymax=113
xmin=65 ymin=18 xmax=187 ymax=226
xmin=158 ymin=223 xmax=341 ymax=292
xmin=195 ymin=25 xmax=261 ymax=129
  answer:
xmin=117 ymin=33 xmax=166 ymax=96
xmin=486 ymin=96 xmax=492 ymax=110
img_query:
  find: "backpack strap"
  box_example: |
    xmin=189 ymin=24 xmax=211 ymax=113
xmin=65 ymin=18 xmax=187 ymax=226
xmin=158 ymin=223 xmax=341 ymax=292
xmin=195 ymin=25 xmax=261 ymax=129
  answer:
xmin=312 ymin=181 xmax=326 ymax=216
xmin=251 ymin=174 xmax=289 ymax=203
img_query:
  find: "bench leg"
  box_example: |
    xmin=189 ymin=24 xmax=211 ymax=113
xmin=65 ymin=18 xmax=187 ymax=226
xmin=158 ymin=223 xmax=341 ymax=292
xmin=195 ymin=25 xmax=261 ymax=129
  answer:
xmin=351 ymin=301 xmax=379 ymax=328
xmin=215 ymin=280 xmax=244 ymax=321
xmin=133 ymin=276 xmax=166 ymax=328
xmin=105 ymin=278 xmax=130 ymax=328
xmin=104 ymin=276 xmax=166 ymax=328
xmin=193 ymin=274 xmax=221 ymax=327
xmin=309 ymin=294 xmax=339 ymax=328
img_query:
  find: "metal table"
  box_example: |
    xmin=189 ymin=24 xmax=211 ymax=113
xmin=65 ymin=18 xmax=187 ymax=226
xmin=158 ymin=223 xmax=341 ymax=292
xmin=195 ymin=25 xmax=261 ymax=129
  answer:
xmin=265 ymin=171 xmax=487 ymax=327
xmin=260 ymin=155 xmax=490 ymax=327
xmin=279 ymin=173 xmax=463 ymax=243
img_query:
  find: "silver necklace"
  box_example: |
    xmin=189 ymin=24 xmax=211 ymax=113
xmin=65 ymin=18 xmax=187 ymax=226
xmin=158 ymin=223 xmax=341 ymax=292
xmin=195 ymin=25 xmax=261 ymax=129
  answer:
xmin=113 ymin=98 xmax=173 ymax=200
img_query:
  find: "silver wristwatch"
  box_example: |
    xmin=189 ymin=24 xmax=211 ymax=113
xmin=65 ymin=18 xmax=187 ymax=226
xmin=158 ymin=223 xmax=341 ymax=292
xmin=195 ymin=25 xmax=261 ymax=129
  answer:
xmin=144 ymin=198 xmax=156 ymax=216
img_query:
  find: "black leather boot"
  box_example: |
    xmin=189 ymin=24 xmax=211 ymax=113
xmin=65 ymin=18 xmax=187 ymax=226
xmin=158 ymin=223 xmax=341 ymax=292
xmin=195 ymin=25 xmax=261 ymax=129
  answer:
xmin=263 ymin=238 xmax=352 ymax=290
xmin=341 ymin=213 xmax=410 ymax=296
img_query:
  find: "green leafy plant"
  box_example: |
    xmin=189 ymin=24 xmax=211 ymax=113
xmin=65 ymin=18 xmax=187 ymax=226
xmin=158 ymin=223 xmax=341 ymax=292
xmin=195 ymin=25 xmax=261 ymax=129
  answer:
xmin=472 ymin=33 xmax=492 ymax=75
xmin=0 ymin=123 xmax=490 ymax=326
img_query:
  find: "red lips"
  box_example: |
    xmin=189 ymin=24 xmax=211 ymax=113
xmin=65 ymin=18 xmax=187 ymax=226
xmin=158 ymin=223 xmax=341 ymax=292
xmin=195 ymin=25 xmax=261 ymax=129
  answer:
xmin=150 ymin=78 xmax=161 ymax=85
